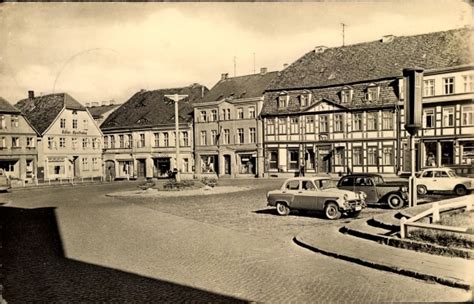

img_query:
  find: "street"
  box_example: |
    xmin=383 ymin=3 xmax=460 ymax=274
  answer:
xmin=1 ymin=180 xmax=470 ymax=303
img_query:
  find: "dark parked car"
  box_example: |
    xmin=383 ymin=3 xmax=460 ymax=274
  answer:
xmin=337 ymin=173 xmax=408 ymax=209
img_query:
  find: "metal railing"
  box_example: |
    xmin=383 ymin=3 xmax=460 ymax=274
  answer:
xmin=400 ymin=197 xmax=474 ymax=239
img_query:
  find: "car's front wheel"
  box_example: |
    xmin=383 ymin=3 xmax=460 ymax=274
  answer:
xmin=454 ymin=185 xmax=468 ymax=196
xmin=324 ymin=202 xmax=341 ymax=220
xmin=276 ymin=202 xmax=290 ymax=216
xmin=387 ymin=193 xmax=404 ymax=209
xmin=417 ymin=185 xmax=428 ymax=196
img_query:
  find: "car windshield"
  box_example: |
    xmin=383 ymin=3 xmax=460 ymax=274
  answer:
xmin=448 ymin=170 xmax=457 ymax=177
xmin=316 ymin=179 xmax=337 ymax=190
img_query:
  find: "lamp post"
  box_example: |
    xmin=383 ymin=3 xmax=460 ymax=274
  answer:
xmin=164 ymin=94 xmax=188 ymax=182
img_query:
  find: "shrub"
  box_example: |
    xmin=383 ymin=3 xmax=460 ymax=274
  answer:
xmin=163 ymin=180 xmax=195 ymax=191
xmin=201 ymin=177 xmax=217 ymax=188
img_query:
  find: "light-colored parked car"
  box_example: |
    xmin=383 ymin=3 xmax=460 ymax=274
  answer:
xmin=417 ymin=168 xmax=474 ymax=196
xmin=266 ymin=177 xmax=367 ymax=220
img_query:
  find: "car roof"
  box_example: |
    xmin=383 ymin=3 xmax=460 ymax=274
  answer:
xmin=341 ymin=173 xmax=382 ymax=177
xmin=285 ymin=177 xmax=332 ymax=181
xmin=422 ymin=168 xmax=452 ymax=171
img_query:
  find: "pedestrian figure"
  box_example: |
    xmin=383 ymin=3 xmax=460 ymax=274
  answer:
xmin=299 ymin=164 xmax=305 ymax=177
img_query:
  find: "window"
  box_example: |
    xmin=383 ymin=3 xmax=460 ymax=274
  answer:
xmin=267 ymin=119 xmax=275 ymax=135
xmin=434 ymin=171 xmax=449 ymax=178
xmin=110 ymin=136 xmax=115 ymax=148
xmin=290 ymin=117 xmax=299 ymax=134
xmin=226 ymin=109 xmax=231 ymax=120
xmin=249 ymin=128 xmax=256 ymax=143
xmin=211 ymin=109 xmax=217 ymax=122
xmin=237 ymin=108 xmax=244 ymax=119
xmin=299 ymin=95 xmax=307 ymax=107
xmin=82 ymin=138 xmax=88 ymax=149
xmin=334 ymin=114 xmax=344 ymax=132
xmin=26 ymin=137 xmax=34 ymax=148
xmin=366 ymin=86 xmax=379 ymax=101
xmin=302 ymin=180 xmax=315 ymax=191
xmin=181 ymin=131 xmax=189 ymax=146
xmin=211 ymin=130 xmax=218 ymax=145
xmin=154 ymin=133 xmax=160 ymax=147
xmin=60 ymin=118 xmax=66 ymax=129
xmin=237 ymin=128 xmax=244 ymax=144
xmin=278 ymin=95 xmax=288 ymax=108
xmin=72 ymin=137 xmax=78 ymax=149
xmin=12 ymin=137 xmax=19 ymax=148
xmin=127 ymin=134 xmax=132 ymax=148
xmin=354 ymin=177 xmax=374 ymax=187
xmin=278 ymin=118 xmax=287 ymax=134
xmin=367 ymin=112 xmax=378 ymax=130
xmin=334 ymin=147 xmax=344 ymax=166
xmin=288 ymin=149 xmax=299 ymax=170
xmin=285 ymin=180 xmax=300 ymax=190
xmin=92 ymin=157 xmax=99 ymax=171
xmin=221 ymin=109 xmax=226 ymax=120
xmin=443 ymin=77 xmax=455 ymax=95
xmin=463 ymin=75 xmax=474 ymax=93
xmin=341 ymin=89 xmax=352 ymax=103
xmin=383 ymin=146 xmax=393 ymax=165
xmin=92 ymin=138 xmax=98 ymax=149
xmin=163 ymin=133 xmax=169 ymax=147
xmin=0 ymin=137 xmax=5 ymax=149
xmin=353 ymin=147 xmax=363 ymax=165
xmin=82 ymin=157 xmax=89 ymax=171
xmin=319 ymin=115 xmax=328 ymax=133
xmin=200 ymin=131 xmax=207 ymax=145
xmin=83 ymin=119 xmax=88 ymax=130
xmin=200 ymin=111 xmax=207 ymax=122
xmin=223 ymin=129 xmax=230 ymax=144
xmin=353 ymin=113 xmax=362 ymax=131
xmin=60 ymin=137 xmax=66 ymax=148
xmin=0 ymin=115 xmax=5 ymax=129
xmin=305 ymin=116 xmax=314 ymax=133
xmin=422 ymin=170 xmax=433 ymax=178
xmin=249 ymin=106 xmax=256 ymax=119
xmin=423 ymin=79 xmax=435 ymax=97
xmin=269 ymin=150 xmax=278 ymax=170
xmin=138 ymin=134 xmax=145 ymax=147
xmin=104 ymin=136 xmax=108 ymax=149
xmin=462 ymin=106 xmax=473 ymax=126
xmin=72 ymin=119 xmax=78 ymax=129
xmin=367 ymin=147 xmax=377 ymax=165
xmin=11 ymin=116 xmax=19 ymax=128
xmin=424 ymin=109 xmax=435 ymax=128
xmin=119 ymin=135 xmax=124 ymax=148
xmin=443 ymin=107 xmax=454 ymax=127
xmin=182 ymin=158 xmax=189 ymax=173
xmin=382 ymin=111 xmax=393 ymax=129
xmin=339 ymin=177 xmax=354 ymax=187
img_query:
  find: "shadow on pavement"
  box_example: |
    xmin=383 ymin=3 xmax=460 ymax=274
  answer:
xmin=0 ymin=206 xmax=247 ymax=303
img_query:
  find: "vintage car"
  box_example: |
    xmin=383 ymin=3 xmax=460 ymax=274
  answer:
xmin=416 ymin=168 xmax=474 ymax=196
xmin=266 ymin=177 xmax=366 ymax=220
xmin=337 ymin=173 xmax=408 ymax=209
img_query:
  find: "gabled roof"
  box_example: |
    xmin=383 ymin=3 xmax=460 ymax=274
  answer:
xmin=197 ymin=71 xmax=279 ymax=104
xmin=269 ymin=28 xmax=472 ymax=90
xmin=101 ymin=84 xmax=208 ymax=130
xmin=0 ymin=97 xmax=20 ymax=114
xmin=15 ymin=93 xmax=86 ymax=135
xmin=87 ymin=104 xmax=121 ymax=119
xmin=302 ymin=98 xmax=348 ymax=112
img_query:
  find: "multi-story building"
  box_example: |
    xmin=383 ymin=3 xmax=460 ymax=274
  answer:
xmin=260 ymin=28 xmax=472 ymax=176
xmin=193 ymin=69 xmax=278 ymax=177
xmin=15 ymin=91 xmax=103 ymax=180
xmin=0 ymin=97 xmax=38 ymax=182
xmin=87 ymin=101 xmax=121 ymax=126
xmin=101 ymin=84 xmax=207 ymax=180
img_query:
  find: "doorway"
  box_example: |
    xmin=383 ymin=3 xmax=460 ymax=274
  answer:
xmin=224 ymin=155 xmax=231 ymax=175
xmin=317 ymin=146 xmax=332 ymax=173
xmin=105 ymin=160 xmax=116 ymax=181
xmin=137 ymin=159 xmax=146 ymax=178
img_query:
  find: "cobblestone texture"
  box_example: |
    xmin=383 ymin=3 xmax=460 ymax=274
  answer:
xmin=2 ymin=180 xmax=471 ymax=303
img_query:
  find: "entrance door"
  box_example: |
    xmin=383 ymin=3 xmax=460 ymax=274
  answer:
xmin=73 ymin=156 xmax=80 ymax=177
xmin=224 ymin=155 xmax=231 ymax=175
xmin=317 ymin=147 xmax=332 ymax=173
xmin=137 ymin=159 xmax=146 ymax=178
xmin=105 ymin=161 xmax=116 ymax=181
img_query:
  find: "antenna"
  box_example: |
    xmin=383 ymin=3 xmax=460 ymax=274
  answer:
xmin=233 ymin=56 xmax=237 ymax=77
xmin=341 ymin=23 xmax=347 ymax=46
xmin=253 ymin=53 xmax=256 ymax=74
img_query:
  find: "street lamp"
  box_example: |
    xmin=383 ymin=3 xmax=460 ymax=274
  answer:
xmin=164 ymin=94 xmax=188 ymax=182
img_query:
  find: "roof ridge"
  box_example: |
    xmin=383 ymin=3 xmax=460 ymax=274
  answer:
xmin=221 ymin=70 xmax=279 ymax=81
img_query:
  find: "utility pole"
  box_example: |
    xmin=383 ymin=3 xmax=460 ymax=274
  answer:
xmin=164 ymin=94 xmax=188 ymax=183
xmin=341 ymin=23 xmax=347 ymax=46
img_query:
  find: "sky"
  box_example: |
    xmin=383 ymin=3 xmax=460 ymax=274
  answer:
xmin=0 ymin=1 xmax=471 ymax=105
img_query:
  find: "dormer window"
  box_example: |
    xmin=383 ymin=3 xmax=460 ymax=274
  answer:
xmin=340 ymin=87 xmax=353 ymax=103
xmin=277 ymin=92 xmax=289 ymax=108
xmin=298 ymin=90 xmax=312 ymax=107
xmin=366 ymin=84 xmax=380 ymax=102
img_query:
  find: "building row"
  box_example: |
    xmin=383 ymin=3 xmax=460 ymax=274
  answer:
xmin=1 ymin=28 xmax=472 ymax=182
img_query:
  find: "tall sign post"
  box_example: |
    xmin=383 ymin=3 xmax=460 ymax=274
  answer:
xmin=164 ymin=94 xmax=188 ymax=183
xmin=403 ymin=67 xmax=424 ymax=207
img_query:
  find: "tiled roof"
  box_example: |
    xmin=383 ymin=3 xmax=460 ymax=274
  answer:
xmin=87 ymin=104 xmax=121 ymax=119
xmin=15 ymin=93 xmax=86 ymax=135
xmin=197 ymin=71 xmax=279 ymax=104
xmin=0 ymin=97 xmax=20 ymax=114
xmin=101 ymin=84 xmax=208 ymax=130
xmin=269 ymin=28 xmax=472 ymax=91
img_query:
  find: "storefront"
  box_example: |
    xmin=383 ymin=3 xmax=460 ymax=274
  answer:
xmin=153 ymin=157 xmax=170 ymax=178
xmin=237 ymin=153 xmax=256 ymax=175
xmin=200 ymin=155 xmax=218 ymax=174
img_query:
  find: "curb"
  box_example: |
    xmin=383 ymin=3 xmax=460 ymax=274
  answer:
xmin=293 ymin=235 xmax=472 ymax=291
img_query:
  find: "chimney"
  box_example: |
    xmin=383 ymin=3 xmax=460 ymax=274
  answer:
xmin=85 ymin=102 xmax=91 ymax=107
xmin=28 ymin=90 xmax=34 ymax=99
xmin=283 ymin=63 xmax=289 ymax=69
xmin=221 ymin=73 xmax=229 ymax=80
xmin=381 ymin=35 xmax=395 ymax=43
xmin=314 ymin=46 xmax=328 ymax=53
xmin=260 ymin=67 xmax=268 ymax=75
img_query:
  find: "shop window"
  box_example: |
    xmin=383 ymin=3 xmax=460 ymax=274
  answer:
xmin=288 ymin=149 xmax=299 ymax=170
xmin=269 ymin=150 xmax=278 ymax=170
xmin=461 ymin=141 xmax=474 ymax=165
xmin=424 ymin=142 xmax=437 ymax=167
xmin=441 ymin=142 xmax=454 ymax=165
xmin=424 ymin=109 xmax=435 ymax=128
xmin=201 ymin=155 xmax=216 ymax=173
xmin=239 ymin=154 xmax=255 ymax=174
